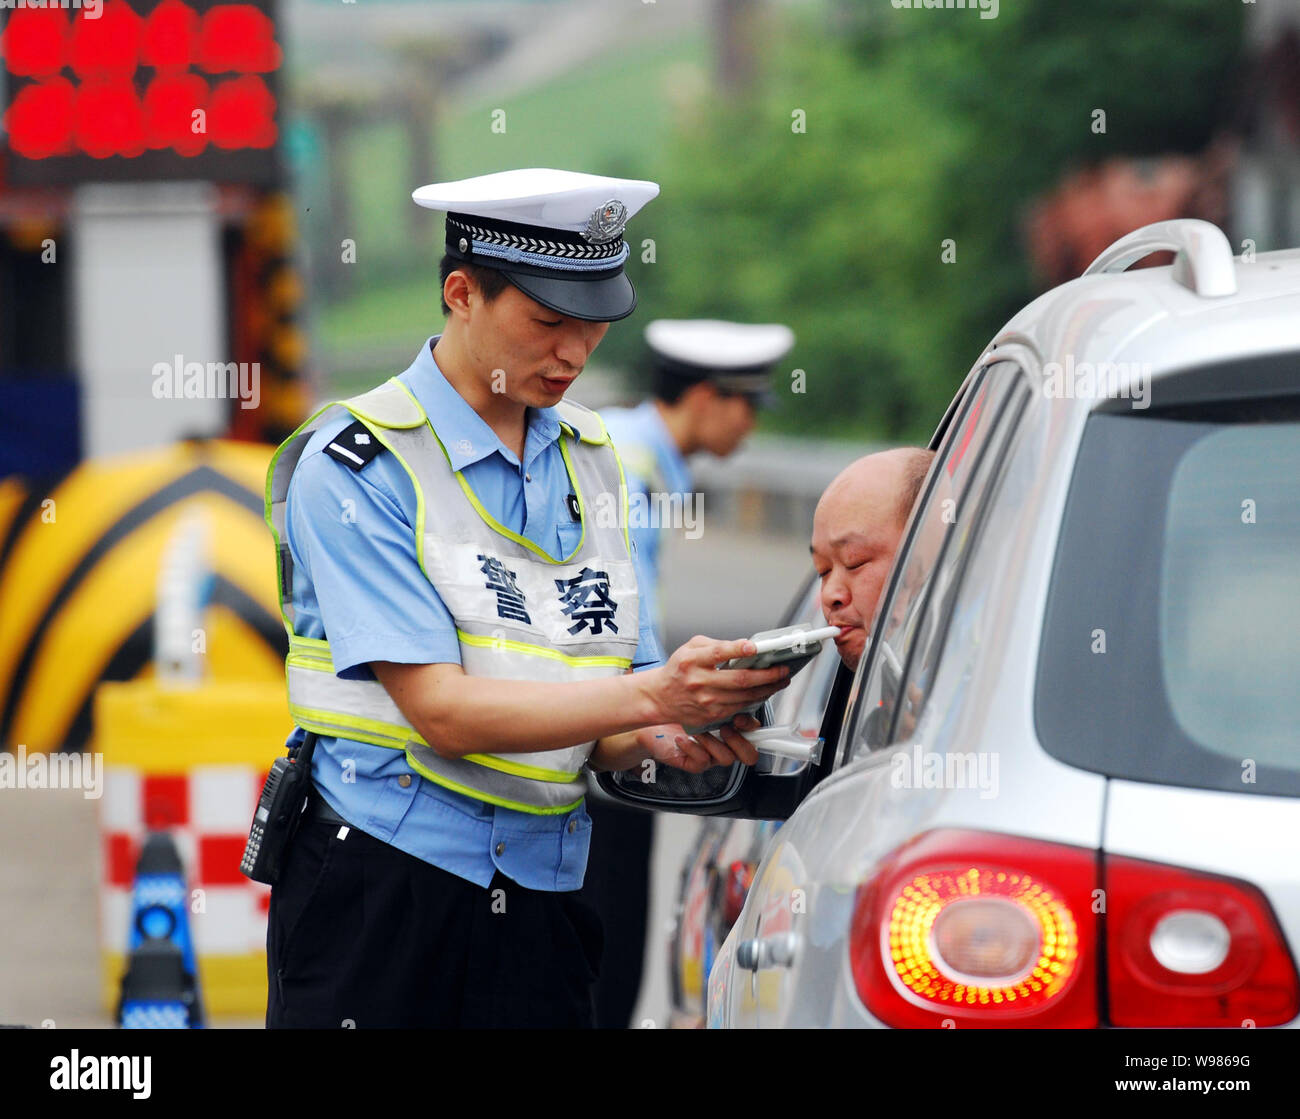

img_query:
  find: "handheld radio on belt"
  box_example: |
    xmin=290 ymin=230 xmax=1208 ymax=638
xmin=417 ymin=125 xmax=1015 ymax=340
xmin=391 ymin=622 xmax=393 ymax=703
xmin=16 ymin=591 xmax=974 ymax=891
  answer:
xmin=240 ymin=731 xmax=319 ymax=885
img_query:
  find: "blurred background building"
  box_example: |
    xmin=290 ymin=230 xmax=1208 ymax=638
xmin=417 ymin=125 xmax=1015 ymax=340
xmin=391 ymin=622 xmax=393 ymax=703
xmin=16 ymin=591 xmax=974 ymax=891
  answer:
xmin=0 ymin=0 xmax=1296 ymax=1026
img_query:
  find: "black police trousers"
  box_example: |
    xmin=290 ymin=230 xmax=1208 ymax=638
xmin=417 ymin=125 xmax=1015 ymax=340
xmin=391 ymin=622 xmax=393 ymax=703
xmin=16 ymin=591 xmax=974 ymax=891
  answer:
xmin=265 ymin=814 xmax=604 ymax=1028
xmin=578 ymin=799 xmax=654 ymax=1028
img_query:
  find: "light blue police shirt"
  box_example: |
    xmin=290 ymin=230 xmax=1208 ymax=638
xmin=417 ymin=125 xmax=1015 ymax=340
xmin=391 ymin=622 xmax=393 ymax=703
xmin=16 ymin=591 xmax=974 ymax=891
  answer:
xmin=600 ymin=399 xmax=694 ymax=648
xmin=281 ymin=336 xmax=666 ymax=891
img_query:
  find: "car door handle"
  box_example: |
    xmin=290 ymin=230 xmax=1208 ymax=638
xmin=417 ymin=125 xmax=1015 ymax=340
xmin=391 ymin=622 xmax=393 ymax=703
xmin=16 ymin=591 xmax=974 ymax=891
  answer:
xmin=735 ymin=932 xmax=800 ymax=971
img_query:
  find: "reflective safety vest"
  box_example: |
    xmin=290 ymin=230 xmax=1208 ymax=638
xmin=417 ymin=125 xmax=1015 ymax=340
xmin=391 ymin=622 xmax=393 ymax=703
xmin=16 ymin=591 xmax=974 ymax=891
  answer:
xmin=265 ymin=376 xmax=640 ymax=815
xmin=614 ymin=441 xmax=668 ymax=504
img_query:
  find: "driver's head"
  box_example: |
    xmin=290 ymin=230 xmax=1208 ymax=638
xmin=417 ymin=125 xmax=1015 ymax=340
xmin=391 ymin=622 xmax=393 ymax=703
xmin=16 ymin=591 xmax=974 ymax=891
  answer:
xmin=810 ymin=448 xmax=934 ymax=670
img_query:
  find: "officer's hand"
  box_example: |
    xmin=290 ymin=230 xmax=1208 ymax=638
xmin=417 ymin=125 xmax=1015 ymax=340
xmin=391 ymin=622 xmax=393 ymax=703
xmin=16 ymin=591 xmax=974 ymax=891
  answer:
xmin=651 ymin=635 xmax=790 ymax=730
xmin=640 ymin=714 xmax=763 ymax=773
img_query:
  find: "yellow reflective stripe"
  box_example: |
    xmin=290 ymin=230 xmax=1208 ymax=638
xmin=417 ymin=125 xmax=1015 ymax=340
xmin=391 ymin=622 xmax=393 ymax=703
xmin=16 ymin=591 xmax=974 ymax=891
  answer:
xmin=286 ymin=653 xmax=334 ymax=675
xmin=451 ymin=468 xmax=563 ymax=560
xmin=466 ymin=752 xmax=581 ymax=782
xmin=292 ymin=704 xmax=579 ymax=783
xmin=291 ymin=632 xmax=628 ymax=670
xmin=456 ymin=629 xmax=631 ymax=668
xmin=290 ymin=714 xmax=404 ymax=752
xmin=288 ymin=638 xmax=333 ymax=670
xmin=264 ymin=438 xmax=289 ymax=630
xmin=290 ymin=712 xmax=581 ymax=814
xmin=265 ymin=400 xmax=345 ymax=631
xmin=288 ymin=703 xmax=426 ymax=749
xmin=364 ymin=380 xmax=432 ymax=580
xmin=418 ymin=409 xmax=587 ymax=565
xmin=403 ymin=754 xmax=584 ymax=815
xmin=609 ymin=439 xmax=632 ymax=556
xmin=556 ymin=436 xmax=587 ymax=561
xmin=291 ymin=666 xmax=584 ymax=779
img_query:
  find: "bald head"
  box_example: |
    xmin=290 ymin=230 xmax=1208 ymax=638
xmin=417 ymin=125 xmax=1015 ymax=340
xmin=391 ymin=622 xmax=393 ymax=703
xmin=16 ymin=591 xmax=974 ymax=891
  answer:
xmin=819 ymin=448 xmax=934 ymax=536
xmin=810 ymin=448 xmax=935 ymax=670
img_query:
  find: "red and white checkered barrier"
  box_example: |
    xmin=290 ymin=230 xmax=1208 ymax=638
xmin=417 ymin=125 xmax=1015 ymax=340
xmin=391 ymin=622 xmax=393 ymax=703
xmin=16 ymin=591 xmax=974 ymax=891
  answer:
xmin=100 ymin=765 xmax=272 ymax=958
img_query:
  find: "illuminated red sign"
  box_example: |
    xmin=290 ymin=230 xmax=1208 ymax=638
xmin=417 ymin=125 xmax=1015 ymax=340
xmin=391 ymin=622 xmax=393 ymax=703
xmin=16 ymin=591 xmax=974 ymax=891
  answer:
xmin=2 ymin=0 xmax=282 ymax=184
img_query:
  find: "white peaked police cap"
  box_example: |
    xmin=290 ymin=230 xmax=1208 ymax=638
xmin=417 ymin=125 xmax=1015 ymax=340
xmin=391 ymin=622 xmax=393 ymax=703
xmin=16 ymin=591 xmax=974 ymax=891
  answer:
xmin=412 ymin=168 xmax=660 ymax=322
xmin=645 ymin=319 xmax=796 ymax=402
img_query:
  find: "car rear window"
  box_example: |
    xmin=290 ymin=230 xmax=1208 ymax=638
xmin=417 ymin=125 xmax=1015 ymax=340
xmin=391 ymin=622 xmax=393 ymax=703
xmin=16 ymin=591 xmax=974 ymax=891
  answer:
xmin=1035 ymin=362 xmax=1300 ymax=797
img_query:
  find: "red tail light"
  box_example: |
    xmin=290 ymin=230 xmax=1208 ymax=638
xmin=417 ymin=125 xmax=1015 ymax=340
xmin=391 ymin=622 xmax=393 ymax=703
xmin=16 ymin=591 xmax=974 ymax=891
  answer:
xmin=1106 ymin=856 xmax=1300 ymax=1027
xmin=850 ymin=830 xmax=1099 ymax=1028
xmin=850 ymin=829 xmax=1300 ymax=1028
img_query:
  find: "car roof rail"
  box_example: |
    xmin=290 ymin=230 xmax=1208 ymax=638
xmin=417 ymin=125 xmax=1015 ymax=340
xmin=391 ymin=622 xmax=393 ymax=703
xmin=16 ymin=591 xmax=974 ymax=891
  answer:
xmin=1083 ymin=219 xmax=1237 ymax=298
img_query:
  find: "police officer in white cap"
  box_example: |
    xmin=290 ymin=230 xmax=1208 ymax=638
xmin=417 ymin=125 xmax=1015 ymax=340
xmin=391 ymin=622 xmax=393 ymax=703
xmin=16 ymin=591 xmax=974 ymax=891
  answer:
xmin=605 ymin=319 xmax=795 ymax=637
xmin=262 ymin=170 xmax=791 ymax=1028
xmin=580 ymin=318 xmax=795 ymax=1027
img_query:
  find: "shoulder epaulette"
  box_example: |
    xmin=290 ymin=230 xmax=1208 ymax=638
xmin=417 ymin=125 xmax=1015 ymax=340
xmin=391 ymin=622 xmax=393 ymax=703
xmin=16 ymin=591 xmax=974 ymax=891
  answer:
xmin=323 ymin=420 xmax=385 ymax=471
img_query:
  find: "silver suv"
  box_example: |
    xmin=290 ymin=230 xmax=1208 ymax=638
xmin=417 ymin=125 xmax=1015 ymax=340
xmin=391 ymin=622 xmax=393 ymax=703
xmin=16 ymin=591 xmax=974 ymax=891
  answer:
xmin=600 ymin=219 xmax=1300 ymax=1028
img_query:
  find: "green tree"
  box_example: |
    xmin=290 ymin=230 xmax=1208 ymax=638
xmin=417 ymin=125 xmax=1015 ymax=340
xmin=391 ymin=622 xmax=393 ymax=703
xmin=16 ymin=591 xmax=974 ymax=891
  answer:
xmin=622 ymin=0 xmax=1244 ymax=440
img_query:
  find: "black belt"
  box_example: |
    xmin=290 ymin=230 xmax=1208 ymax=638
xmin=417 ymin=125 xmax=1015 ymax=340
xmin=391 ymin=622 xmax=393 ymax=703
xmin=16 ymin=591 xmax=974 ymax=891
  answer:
xmin=307 ymin=788 xmax=350 ymax=827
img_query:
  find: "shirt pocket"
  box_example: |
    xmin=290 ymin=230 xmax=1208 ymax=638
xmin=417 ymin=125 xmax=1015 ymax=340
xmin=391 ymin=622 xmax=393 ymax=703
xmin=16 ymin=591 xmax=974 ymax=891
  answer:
xmin=554 ymin=521 xmax=583 ymax=561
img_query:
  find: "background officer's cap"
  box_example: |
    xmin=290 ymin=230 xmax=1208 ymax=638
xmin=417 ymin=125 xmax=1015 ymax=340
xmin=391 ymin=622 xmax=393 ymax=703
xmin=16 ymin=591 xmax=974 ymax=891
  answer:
xmin=645 ymin=319 xmax=796 ymax=407
xmin=413 ymin=168 xmax=659 ymax=322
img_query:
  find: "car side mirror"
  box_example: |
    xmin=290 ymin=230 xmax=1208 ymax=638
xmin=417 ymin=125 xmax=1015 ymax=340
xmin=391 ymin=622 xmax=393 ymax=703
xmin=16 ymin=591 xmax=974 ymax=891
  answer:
xmin=594 ymin=661 xmax=853 ymax=819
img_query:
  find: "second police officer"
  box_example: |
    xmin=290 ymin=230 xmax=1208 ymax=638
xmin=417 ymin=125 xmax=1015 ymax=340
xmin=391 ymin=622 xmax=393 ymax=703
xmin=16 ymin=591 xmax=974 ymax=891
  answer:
xmin=580 ymin=318 xmax=796 ymax=1027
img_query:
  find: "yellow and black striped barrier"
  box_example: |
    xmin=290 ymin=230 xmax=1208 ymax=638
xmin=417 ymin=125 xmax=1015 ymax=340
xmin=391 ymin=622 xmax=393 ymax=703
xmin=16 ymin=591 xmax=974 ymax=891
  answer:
xmin=0 ymin=438 xmax=286 ymax=755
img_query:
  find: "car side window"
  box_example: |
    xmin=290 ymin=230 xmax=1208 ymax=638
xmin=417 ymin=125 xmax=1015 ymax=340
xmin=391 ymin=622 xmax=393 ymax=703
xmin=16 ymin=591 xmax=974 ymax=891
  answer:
xmin=842 ymin=361 xmax=1030 ymax=762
